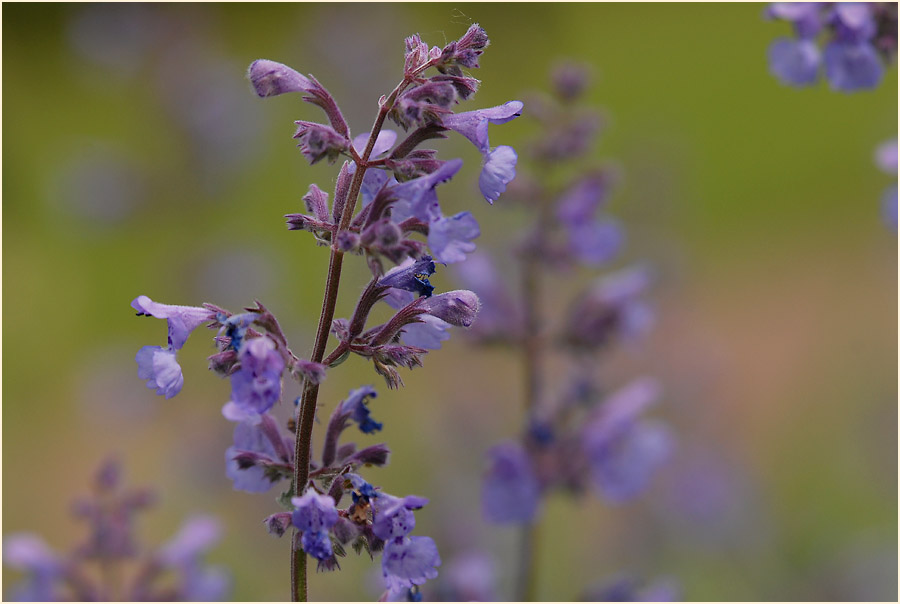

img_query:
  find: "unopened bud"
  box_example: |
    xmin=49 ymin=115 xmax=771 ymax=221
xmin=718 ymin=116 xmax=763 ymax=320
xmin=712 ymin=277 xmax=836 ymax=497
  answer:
xmin=419 ymin=290 xmax=481 ymax=327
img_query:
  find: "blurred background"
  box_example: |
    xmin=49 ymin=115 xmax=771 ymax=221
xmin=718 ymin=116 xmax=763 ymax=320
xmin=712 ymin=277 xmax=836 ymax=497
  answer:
xmin=3 ymin=3 xmax=896 ymax=601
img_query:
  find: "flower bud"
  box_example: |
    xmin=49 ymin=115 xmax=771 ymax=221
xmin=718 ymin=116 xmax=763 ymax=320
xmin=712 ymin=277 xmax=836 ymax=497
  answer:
xmin=419 ymin=290 xmax=481 ymax=328
xmin=264 ymin=512 xmax=293 ymax=538
xmin=293 ymin=121 xmax=350 ymax=165
xmin=248 ymin=59 xmax=312 ymax=97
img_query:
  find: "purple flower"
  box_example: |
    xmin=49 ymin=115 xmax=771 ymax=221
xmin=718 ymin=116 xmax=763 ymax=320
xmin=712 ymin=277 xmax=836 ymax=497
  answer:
xmin=353 ymin=129 xmax=398 ymax=158
xmin=379 ymin=256 xmax=436 ymax=297
xmin=566 ymin=219 xmax=624 ymax=266
xmin=565 ymin=265 xmax=654 ymax=348
xmin=876 ymin=140 xmax=897 ymax=233
xmin=482 ymin=442 xmax=540 ymax=524
xmin=582 ymin=378 xmax=672 ymax=503
xmin=401 ymin=315 xmax=452 ymax=350
xmin=341 ymin=385 xmax=383 ymax=434
xmin=390 ymin=159 xmax=463 ymax=223
xmin=229 ymin=336 xmax=285 ymax=415
xmin=131 ymin=295 xmax=214 ymax=350
xmin=478 ymin=145 xmax=518 ymax=204
xmin=3 ymin=533 xmax=62 ymax=601
xmin=556 ymin=171 xmax=613 ymax=226
xmin=441 ymin=101 xmax=523 ymax=153
xmin=766 ymin=3 xmax=824 ymax=38
xmin=225 ymin=419 xmax=280 ymax=493
xmin=831 ymin=3 xmax=877 ymax=42
xmin=291 ymin=492 xmax=338 ymax=561
xmin=372 ymin=494 xmax=429 ymax=541
xmin=441 ymin=102 xmax=523 ymax=202
xmin=135 ymin=345 xmax=184 ymax=399
xmin=382 ymin=536 xmax=441 ymax=591
xmin=157 ymin=516 xmax=222 ymax=568
xmin=428 ymin=212 xmax=480 ymax=264
xmin=882 ymin=184 xmax=898 ymax=233
xmin=768 ymin=38 xmax=821 ymax=86
xmin=823 ymin=41 xmax=884 ymax=91
xmin=875 ymin=139 xmax=898 ymax=174
xmin=452 ymin=252 xmax=520 ymax=340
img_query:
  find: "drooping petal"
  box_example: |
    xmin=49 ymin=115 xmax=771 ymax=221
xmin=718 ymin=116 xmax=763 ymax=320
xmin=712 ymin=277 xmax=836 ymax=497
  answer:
xmin=823 ymin=41 xmax=884 ymax=92
xmin=441 ymin=101 xmax=524 ymax=152
xmin=566 ymin=219 xmax=624 ymax=266
xmin=372 ymin=495 xmax=430 ymax=541
xmin=586 ymin=420 xmax=673 ymax=504
xmin=157 ymin=516 xmax=222 ymax=567
xmin=768 ymin=38 xmax=820 ymax=86
xmin=482 ymin=442 xmax=540 ymax=524
xmin=135 ymin=345 xmax=184 ymax=399
xmin=429 ymin=212 xmax=480 ymax=264
xmin=400 ymin=315 xmax=452 ymax=350
xmin=390 ymin=159 xmax=463 ymax=223
xmin=382 ymin=536 xmax=441 ymax=589
xmin=131 ymin=295 xmax=214 ymax=350
xmin=478 ymin=145 xmax=517 ymax=204
xmin=353 ymin=129 xmax=398 ymax=158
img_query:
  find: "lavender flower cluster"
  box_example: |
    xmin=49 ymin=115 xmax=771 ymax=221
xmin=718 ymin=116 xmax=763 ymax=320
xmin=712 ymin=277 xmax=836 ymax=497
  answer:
xmin=766 ymin=2 xmax=897 ymax=91
xmin=451 ymin=63 xmax=671 ymax=598
xmin=3 ymin=460 xmax=229 ymax=601
xmin=130 ymin=24 xmax=521 ymax=600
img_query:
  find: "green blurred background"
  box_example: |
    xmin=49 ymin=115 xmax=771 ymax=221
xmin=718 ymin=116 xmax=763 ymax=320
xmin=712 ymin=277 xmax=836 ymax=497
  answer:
xmin=3 ymin=3 xmax=897 ymax=601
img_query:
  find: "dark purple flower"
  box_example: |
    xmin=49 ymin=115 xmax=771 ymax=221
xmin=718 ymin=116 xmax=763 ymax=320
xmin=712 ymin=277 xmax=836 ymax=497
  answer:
xmin=379 ymin=256 xmax=436 ymax=297
xmin=478 ymin=145 xmax=518 ymax=204
xmin=832 ymin=3 xmax=877 ymax=42
xmin=135 ymin=345 xmax=184 ymax=399
xmin=291 ymin=492 xmax=338 ymax=561
xmin=823 ymin=40 xmax=885 ymax=91
xmin=131 ymin=295 xmax=214 ymax=350
xmin=768 ymin=38 xmax=821 ymax=86
xmin=428 ymin=212 xmax=480 ymax=264
xmin=382 ymin=536 xmax=441 ymax=591
xmin=482 ymin=442 xmax=540 ymax=524
xmin=341 ymin=385 xmax=383 ymax=434
xmin=229 ymin=336 xmax=285 ymax=415
xmin=582 ymin=378 xmax=672 ymax=503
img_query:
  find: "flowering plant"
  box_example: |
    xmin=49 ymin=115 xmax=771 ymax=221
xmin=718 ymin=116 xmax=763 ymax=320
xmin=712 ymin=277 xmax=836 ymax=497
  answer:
xmin=130 ymin=23 xmax=520 ymax=601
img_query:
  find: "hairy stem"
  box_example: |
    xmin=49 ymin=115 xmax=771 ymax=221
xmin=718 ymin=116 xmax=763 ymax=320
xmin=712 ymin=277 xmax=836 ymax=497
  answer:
xmin=289 ymin=75 xmax=414 ymax=602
